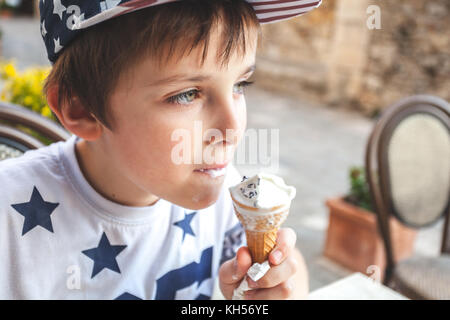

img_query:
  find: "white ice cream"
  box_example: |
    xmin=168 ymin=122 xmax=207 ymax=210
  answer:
xmin=229 ymin=173 xmax=296 ymax=212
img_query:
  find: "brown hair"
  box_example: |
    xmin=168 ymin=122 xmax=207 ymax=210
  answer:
xmin=44 ymin=0 xmax=261 ymax=131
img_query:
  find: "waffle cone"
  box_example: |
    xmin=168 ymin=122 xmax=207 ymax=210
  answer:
xmin=245 ymin=229 xmax=279 ymax=264
xmin=231 ymin=194 xmax=290 ymax=263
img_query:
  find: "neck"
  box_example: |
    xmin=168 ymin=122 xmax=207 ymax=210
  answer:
xmin=75 ymin=138 xmax=159 ymax=207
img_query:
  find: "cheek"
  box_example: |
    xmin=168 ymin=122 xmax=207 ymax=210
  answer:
xmin=239 ymin=100 xmax=247 ymax=136
xmin=230 ymin=98 xmax=247 ymax=145
xmin=112 ymin=117 xmax=186 ymax=182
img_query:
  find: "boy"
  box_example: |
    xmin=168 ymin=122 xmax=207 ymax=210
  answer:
xmin=0 ymin=0 xmax=321 ymax=299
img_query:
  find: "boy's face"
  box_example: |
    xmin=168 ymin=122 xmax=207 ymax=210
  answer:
xmin=91 ymin=24 xmax=258 ymax=209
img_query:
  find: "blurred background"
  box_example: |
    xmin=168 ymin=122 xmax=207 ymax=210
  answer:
xmin=0 ymin=0 xmax=449 ymax=294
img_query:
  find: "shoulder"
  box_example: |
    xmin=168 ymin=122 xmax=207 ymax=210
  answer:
xmin=0 ymin=141 xmax=61 ymax=175
xmin=0 ymin=141 xmax=65 ymax=202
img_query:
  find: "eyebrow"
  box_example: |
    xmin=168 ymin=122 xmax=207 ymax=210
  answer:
xmin=149 ymin=63 xmax=256 ymax=86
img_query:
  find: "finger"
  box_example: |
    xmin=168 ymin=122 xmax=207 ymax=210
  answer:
xmin=269 ymin=228 xmax=297 ymax=266
xmin=245 ymin=277 xmax=295 ymax=300
xmin=219 ymin=246 xmax=252 ymax=299
xmin=247 ymin=255 xmax=299 ymax=289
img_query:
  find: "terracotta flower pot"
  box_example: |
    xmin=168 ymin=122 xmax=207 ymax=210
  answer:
xmin=323 ymin=197 xmax=416 ymax=280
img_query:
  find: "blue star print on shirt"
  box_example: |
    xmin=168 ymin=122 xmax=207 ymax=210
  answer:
xmin=115 ymin=292 xmax=142 ymax=300
xmin=11 ymin=186 xmax=59 ymax=236
xmin=82 ymin=232 xmax=127 ymax=278
xmin=173 ymin=211 xmax=197 ymax=242
xmin=154 ymin=246 xmax=213 ymax=300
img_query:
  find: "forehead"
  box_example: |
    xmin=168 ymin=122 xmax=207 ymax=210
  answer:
xmin=125 ymin=21 xmax=259 ymax=85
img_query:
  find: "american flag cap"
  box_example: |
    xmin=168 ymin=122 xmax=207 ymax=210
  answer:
xmin=39 ymin=0 xmax=322 ymax=64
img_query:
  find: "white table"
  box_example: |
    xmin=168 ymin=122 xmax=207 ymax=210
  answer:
xmin=308 ymin=273 xmax=408 ymax=300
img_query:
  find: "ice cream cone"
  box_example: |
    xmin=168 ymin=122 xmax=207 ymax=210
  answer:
xmin=230 ymin=193 xmax=291 ymax=263
xmin=245 ymin=229 xmax=278 ymax=264
xmin=229 ymin=173 xmax=296 ymax=264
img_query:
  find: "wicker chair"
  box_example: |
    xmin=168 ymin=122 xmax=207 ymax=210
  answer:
xmin=0 ymin=101 xmax=70 ymax=160
xmin=365 ymin=95 xmax=450 ymax=300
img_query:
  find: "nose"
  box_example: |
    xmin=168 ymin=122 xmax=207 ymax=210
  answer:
xmin=207 ymin=92 xmax=245 ymax=147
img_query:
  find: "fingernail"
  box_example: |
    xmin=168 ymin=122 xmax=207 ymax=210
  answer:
xmin=272 ymin=250 xmax=282 ymax=263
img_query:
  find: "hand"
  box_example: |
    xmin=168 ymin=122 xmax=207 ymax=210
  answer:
xmin=219 ymin=228 xmax=307 ymax=300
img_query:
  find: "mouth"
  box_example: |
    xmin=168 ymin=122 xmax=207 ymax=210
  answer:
xmin=194 ymin=164 xmax=228 ymax=178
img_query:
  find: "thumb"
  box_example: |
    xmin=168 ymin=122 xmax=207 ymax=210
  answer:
xmin=218 ymin=246 xmax=252 ymax=299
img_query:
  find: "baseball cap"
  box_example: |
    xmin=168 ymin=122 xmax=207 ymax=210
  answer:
xmin=39 ymin=0 xmax=322 ymax=64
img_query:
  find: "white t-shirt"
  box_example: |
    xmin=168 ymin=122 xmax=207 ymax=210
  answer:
xmin=0 ymin=135 xmax=246 ymax=300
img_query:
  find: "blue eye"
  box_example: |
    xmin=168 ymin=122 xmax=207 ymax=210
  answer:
xmin=234 ymin=80 xmax=254 ymax=94
xmin=166 ymin=80 xmax=255 ymax=106
xmin=167 ymin=89 xmax=198 ymax=105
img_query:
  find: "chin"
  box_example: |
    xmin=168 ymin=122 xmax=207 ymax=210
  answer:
xmin=182 ymin=191 xmax=221 ymax=210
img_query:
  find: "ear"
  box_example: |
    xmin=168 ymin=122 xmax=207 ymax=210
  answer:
xmin=47 ymin=85 xmax=103 ymax=141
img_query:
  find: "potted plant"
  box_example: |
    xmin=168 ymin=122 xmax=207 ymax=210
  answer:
xmin=323 ymin=166 xmax=416 ymax=280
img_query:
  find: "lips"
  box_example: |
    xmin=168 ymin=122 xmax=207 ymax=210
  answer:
xmin=194 ymin=163 xmax=229 ymax=178
xmin=196 ymin=162 xmax=228 ymax=170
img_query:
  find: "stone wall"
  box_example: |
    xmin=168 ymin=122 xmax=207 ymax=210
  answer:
xmin=359 ymin=0 xmax=450 ymax=115
xmin=254 ymin=0 xmax=450 ymax=116
xmin=255 ymin=0 xmax=336 ymax=104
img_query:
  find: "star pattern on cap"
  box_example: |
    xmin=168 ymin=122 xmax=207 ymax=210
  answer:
xmin=71 ymin=13 xmax=85 ymax=30
xmin=41 ymin=20 xmax=47 ymax=37
xmin=52 ymin=0 xmax=66 ymax=20
xmin=82 ymin=232 xmax=127 ymax=278
xmin=100 ymin=0 xmax=122 ymax=12
xmin=53 ymin=37 xmax=63 ymax=54
xmin=173 ymin=211 xmax=197 ymax=242
xmin=11 ymin=186 xmax=59 ymax=236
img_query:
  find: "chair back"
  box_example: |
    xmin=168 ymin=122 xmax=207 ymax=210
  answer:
xmin=0 ymin=101 xmax=70 ymax=160
xmin=365 ymin=95 xmax=450 ymax=282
